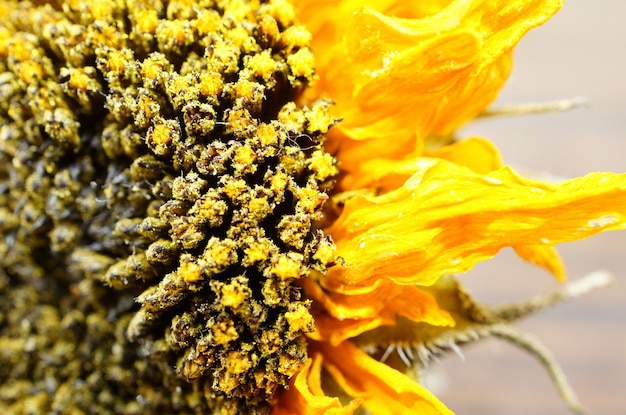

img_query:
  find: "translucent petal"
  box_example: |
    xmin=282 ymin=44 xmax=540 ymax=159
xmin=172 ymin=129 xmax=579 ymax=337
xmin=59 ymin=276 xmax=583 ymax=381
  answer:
xmin=272 ymin=353 xmax=360 ymax=415
xmin=297 ymin=0 xmax=563 ymax=141
xmin=320 ymin=341 xmax=454 ymax=415
xmin=303 ymin=278 xmax=454 ymax=344
xmin=326 ymin=159 xmax=626 ymax=293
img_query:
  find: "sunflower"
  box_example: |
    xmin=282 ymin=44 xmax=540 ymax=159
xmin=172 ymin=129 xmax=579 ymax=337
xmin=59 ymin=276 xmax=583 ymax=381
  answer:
xmin=0 ymin=0 xmax=625 ymax=414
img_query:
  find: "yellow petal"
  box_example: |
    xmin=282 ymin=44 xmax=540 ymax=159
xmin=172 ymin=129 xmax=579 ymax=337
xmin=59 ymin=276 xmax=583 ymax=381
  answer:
xmin=513 ymin=244 xmax=566 ymax=282
xmin=298 ymin=0 xmax=563 ymax=140
xmin=426 ymin=136 xmax=503 ymax=174
xmin=325 ymin=159 xmax=626 ymax=293
xmin=272 ymin=352 xmax=360 ymax=415
xmin=303 ymin=278 xmax=454 ymax=344
xmin=340 ymin=136 xmax=503 ymax=192
xmin=319 ymin=341 xmax=454 ymax=415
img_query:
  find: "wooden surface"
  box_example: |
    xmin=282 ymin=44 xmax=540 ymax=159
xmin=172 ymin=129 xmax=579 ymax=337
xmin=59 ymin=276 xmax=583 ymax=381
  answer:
xmin=426 ymin=1 xmax=626 ymax=414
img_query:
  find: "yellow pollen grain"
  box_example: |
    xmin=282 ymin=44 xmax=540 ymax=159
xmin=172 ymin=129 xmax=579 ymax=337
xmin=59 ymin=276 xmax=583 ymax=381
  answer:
xmin=198 ymin=72 xmax=223 ymax=97
xmin=221 ymin=282 xmax=246 ymax=309
xmin=195 ymin=10 xmax=221 ymax=36
xmin=272 ymin=255 xmax=300 ymax=280
xmin=313 ymin=239 xmax=337 ymax=266
xmin=233 ymin=145 xmax=256 ymax=166
xmin=284 ymin=304 xmax=313 ymax=333
xmin=280 ymin=26 xmax=312 ymax=51
xmin=141 ymin=59 xmax=163 ymax=81
xmin=88 ymin=2 xmax=109 ymax=21
xmin=225 ymin=351 xmax=251 ymax=375
xmin=269 ymin=171 xmax=288 ymax=194
xmin=179 ymin=261 xmax=203 ymax=283
xmin=135 ymin=9 xmax=159 ymax=33
xmin=245 ymin=240 xmax=271 ymax=264
xmin=0 ymin=27 xmax=12 ymax=57
xmin=107 ymin=50 xmax=128 ymax=75
xmin=151 ymin=123 xmax=172 ymax=145
xmin=296 ymin=186 xmax=326 ymax=214
xmin=257 ymin=123 xmax=278 ymax=147
xmin=18 ymin=61 xmax=44 ymax=84
xmin=68 ymin=68 xmax=91 ymax=92
xmin=309 ymin=150 xmax=338 ymax=182
xmin=306 ymin=105 xmax=335 ymax=134
xmin=205 ymin=242 xmax=235 ymax=268
xmin=225 ymin=26 xmax=249 ymax=49
xmin=222 ymin=178 xmax=247 ymax=200
xmin=248 ymin=50 xmax=277 ymax=81
xmin=168 ymin=75 xmax=191 ymax=97
xmin=8 ymin=41 xmax=31 ymax=62
xmin=213 ymin=321 xmax=238 ymax=346
xmin=226 ymin=109 xmax=252 ymax=132
xmin=262 ymin=0 xmax=295 ymax=27
xmin=137 ymin=95 xmax=157 ymax=119
xmin=235 ymin=79 xmax=257 ymax=99
xmin=248 ymin=196 xmax=269 ymax=217
xmin=161 ymin=20 xmax=187 ymax=45
xmin=287 ymin=48 xmax=315 ymax=80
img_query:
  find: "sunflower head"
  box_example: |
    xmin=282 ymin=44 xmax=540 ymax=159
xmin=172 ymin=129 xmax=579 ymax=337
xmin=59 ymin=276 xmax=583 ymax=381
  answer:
xmin=1 ymin=0 xmax=338 ymax=413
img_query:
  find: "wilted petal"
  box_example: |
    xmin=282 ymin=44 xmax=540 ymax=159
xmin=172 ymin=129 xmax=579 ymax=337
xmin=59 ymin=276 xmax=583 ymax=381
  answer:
xmin=298 ymin=0 xmax=563 ymax=141
xmin=325 ymin=159 xmax=626 ymax=293
xmin=320 ymin=341 xmax=454 ymax=415
xmin=341 ymin=136 xmax=503 ymax=192
xmin=272 ymin=353 xmax=360 ymax=415
xmin=304 ymin=278 xmax=454 ymax=344
xmin=514 ymin=244 xmax=566 ymax=282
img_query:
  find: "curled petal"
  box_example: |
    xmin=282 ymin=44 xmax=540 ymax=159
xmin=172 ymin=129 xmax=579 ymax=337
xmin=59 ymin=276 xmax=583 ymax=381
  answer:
xmin=319 ymin=341 xmax=454 ymax=415
xmin=341 ymin=136 xmax=503 ymax=192
xmin=298 ymin=0 xmax=563 ymax=141
xmin=426 ymin=136 xmax=503 ymax=175
xmin=326 ymin=159 xmax=626 ymax=293
xmin=514 ymin=244 xmax=566 ymax=282
xmin=272 ymin=352 xmax=360 ymax=415
xmin=304 ymin=278 xmax=454 ymax=344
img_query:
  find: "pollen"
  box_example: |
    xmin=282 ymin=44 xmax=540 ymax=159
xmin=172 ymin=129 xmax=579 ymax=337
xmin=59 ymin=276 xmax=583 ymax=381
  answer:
xmin=272 ymin=254 xmax=302 ymax=281
xmin=287 ymin=48 xmax=316 ymax=81
xmin=309 ymin=150 xmax=339 ymax=182
xmin=0 ymin=0 xmax=338 ymax=413
xmin=135 ymin=9 xmax=158 ymax=34
xmin=179 ymin=261 xmax=203 ymax=284
xmin=285 ymin=303 xmax=315 ymax=333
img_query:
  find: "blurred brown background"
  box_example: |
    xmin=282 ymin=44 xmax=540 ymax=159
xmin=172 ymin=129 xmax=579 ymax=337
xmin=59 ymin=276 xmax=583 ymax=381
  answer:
xmin=428 ymin=1 xmax=626 ymax=414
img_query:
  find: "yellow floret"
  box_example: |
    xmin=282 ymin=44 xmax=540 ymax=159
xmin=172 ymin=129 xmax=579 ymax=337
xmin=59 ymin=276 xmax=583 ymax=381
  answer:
xmin=220 ymin=281 xmax=247 ymax=309
xmin=257 ymin=123 xmax=278 ymax=147
xmin=222 ymin=178 xmax=248 ymax=201
xmin=194 ymin=9 xmax=222 ymax=36
xmin=179 ymin=261 xmax=203 ymax=283
xmin=18 ymin=61 xmax=44 ymax=84
xmin=135 ymin=9 xmax=159 ymax=33
xmin=67 ymin=68 xmax=91 ymax=92
xmin=308 ymin=150 xmax=338 ymax=182
xmin=151 ymin=123 xmax=172 ymax=145
xmin=284 ymin=303 xmax=313 ymax=333
xmin=272 ymin=255 xmax=301 ymax=280
xmin=247 ymin=50 xmax=277 ymax=81
xmin=234 ymin=145 xmax=256 ymax=166
xmin=280 ymin=26 xmax=312 ymax=51
xmin=287 ymin=48 xmax=315 ymax=80
xmin=198 ymin=71 xmax=224 ymax=97
xmin=225 ymin=351 xmax=252 ymax=375
xmin=313 ymin=238 xmax=337 ymax=267
xmin=212 ymin=320 xmax=239 ymax=346
xmin=269 ymin=171 xmax=288 ymax=194
xmin=245 ymin=239 xmax=271 ymax=264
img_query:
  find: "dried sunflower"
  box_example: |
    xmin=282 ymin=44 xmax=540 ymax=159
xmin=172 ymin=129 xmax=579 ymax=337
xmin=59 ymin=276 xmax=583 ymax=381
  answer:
xmin=1 ymin=1 xmax=625 ymax=415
